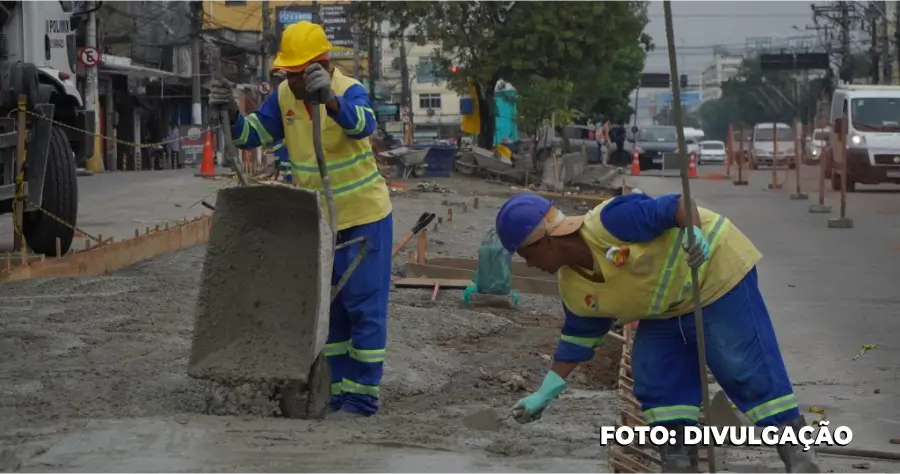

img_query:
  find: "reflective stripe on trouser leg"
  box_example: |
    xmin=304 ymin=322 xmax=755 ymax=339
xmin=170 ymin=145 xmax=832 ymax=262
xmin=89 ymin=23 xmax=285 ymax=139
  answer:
xmin=701 ymin=267 xmax=800 ymax=426
xmin=332 ymin=214 xmax=393 ymax=415
xmin=632 ymin=315 xmax=703 ymax=426
xmin=326 ymin=296 xmax=351 ymax=408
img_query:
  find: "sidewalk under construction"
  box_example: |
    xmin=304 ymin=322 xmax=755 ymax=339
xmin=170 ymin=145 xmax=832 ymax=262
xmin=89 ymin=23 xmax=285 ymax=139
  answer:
xmin=0 ymin=169 xmax=898 ymax=472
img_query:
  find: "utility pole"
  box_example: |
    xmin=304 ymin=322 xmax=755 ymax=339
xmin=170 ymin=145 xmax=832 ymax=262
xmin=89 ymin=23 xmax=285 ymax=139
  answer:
xmin=367 ymin=14 xmax=377 ymax=97
xmin=261 ymin=0 xmax=271 ymax=89
xmin=893 ymin=1 xmax=900 ymax=85
xmin=84 ymin=0 xmax=103 ymax=172
xmin=191 ymin=1 xmax=203 ymax=126
xmin=870 ymin=8 xmax=880 ymax=84
xmin=840 ymin=1 xmax=852 ymax=83
xmin=398 ymin=34 xmax=412 ymax=144
xmin=352 ymin=34 xmax=361 ymax=79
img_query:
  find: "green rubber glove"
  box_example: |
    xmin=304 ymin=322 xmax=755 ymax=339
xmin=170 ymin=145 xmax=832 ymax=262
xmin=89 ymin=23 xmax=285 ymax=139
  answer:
xmin=512 ymin=370 xmax=567 ymax=424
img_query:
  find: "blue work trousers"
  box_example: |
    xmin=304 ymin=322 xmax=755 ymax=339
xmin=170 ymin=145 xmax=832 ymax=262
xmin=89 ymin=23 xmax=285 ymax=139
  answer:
xmin=632 ymin=267 xmax=800 ymax=427
xmin=324 ymin=213 xmax=393 ymax=415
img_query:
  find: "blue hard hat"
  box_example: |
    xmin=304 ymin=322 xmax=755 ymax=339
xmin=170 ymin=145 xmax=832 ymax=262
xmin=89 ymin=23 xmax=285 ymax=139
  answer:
xmin=495 ymin=194 xmax=553 ymax=252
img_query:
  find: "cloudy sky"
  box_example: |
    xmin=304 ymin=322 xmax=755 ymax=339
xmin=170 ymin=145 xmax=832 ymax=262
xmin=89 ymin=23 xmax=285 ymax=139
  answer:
xmin=643 ymin=1 xmax=825 ymax=78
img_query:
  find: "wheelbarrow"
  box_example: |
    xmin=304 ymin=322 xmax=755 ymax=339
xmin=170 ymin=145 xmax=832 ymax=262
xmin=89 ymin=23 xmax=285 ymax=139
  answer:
xmin=187 ymin=103 xmax=366 ymax=419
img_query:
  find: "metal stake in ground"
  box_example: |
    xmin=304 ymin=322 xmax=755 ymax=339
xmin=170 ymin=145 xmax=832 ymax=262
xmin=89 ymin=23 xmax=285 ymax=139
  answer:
xmin=809 ymin=102 xmax=832 ymax=213
xmin=768 ymin=123 xmax=782 ymax=190
xmin=828 ymin=115 xmax=853 ymax=228
xmin=663 ymin=2 xmax=716 ymax=471
xmin=733 ymin=123 xmax=748 ymax=186
xmin=790 ymin=118 xmax=808 ymax=200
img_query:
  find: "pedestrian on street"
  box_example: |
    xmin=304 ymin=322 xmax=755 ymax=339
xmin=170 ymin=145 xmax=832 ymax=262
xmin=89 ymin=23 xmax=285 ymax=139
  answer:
xmin=493 ymin=192 xmax=819 ymax=473
xmin=207 ymin=21 xmax=390 ymax=420
xmin=167 ymin=123 xmax=181 ymax=169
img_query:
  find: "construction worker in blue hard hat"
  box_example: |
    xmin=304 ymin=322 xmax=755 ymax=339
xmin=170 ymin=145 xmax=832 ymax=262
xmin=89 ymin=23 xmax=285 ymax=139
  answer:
xmin=493 ymin=192 xmax=819 ymax=473
xmin=207 ymin=21 xmax=390 ymax=420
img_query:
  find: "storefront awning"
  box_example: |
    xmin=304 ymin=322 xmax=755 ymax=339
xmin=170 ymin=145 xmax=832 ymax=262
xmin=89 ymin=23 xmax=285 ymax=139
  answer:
xmin=99 ymin=55 xmax=187 ymax=79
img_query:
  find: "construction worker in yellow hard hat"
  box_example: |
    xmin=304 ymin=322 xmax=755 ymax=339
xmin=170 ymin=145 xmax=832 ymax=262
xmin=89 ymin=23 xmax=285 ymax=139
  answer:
xmin=208 ymin=21 xmax=390 ymax=421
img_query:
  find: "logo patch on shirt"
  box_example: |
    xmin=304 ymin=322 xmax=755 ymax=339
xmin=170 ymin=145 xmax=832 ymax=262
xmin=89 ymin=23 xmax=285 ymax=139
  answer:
xmin=285 ymin=109 xmax=295 ymax=125
xmin=584 ymin=294 xmax=598 ymax=310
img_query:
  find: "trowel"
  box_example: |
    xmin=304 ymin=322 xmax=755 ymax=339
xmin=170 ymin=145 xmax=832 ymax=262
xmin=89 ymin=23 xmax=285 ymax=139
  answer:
xmin=461 ymin=407 xmax=540 ymax=431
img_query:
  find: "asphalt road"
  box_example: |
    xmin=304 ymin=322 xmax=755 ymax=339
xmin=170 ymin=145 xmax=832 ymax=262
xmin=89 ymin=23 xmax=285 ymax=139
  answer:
xmin=631 ymin=167 xmax=900 ymax=456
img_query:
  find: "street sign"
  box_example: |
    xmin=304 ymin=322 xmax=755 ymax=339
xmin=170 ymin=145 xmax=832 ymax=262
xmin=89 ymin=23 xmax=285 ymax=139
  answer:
xmin=760 ymin=53 xmax=830 ymax=71
xmin=78 ymin=47 xmax=101 ymax=67
xmin=258 ymin=82 xmax=272 ymax=95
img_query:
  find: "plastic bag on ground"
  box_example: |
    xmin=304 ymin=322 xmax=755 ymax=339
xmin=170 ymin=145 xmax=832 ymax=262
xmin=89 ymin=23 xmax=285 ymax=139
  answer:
xmin=473 ymin=229 xmax=513 ymax=295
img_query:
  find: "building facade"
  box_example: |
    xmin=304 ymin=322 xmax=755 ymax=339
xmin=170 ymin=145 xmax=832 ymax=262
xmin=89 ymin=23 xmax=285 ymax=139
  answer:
xmin=378 ymin=40 xmax=462 ymax=141
xmin=700 ymin=54 xmax=743 ymax=103
xmin=202 ymin=0 xmax=367 ymax=83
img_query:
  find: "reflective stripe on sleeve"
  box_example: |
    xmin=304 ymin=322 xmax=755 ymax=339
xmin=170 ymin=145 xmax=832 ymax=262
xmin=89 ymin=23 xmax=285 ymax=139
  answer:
xmin=245 ymin=113 xmax=274 ymax=145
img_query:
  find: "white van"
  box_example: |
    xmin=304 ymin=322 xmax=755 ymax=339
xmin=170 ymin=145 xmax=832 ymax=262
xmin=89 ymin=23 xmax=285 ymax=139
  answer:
xmin=751 ymin=122 xmax=796 ymax=169
xmin=827 ymin=85 xmax=900 ymax=191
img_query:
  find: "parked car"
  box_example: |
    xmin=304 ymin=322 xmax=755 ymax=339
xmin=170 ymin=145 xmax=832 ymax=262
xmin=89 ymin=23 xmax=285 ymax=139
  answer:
xmin=750 ymin=122 xmax=797 ymax=169
xmin=698 ymin=140 xmax=727 ymax=164
xmin=633 ymin=126 xmax=680 ymax=170
xmin=804 ymin=128 xmax=828 ymax=165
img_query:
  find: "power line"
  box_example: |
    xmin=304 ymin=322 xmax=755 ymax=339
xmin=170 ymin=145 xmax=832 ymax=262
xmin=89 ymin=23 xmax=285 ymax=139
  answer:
xmin=648 ymin=13 xmax=817 ymax=19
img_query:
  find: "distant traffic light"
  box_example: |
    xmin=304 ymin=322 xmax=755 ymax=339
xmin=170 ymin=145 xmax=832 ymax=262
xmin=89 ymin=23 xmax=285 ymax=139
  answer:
xmin=450 ymin=65 xmax=458 ymax=73
xmin=680 ymin=74 xmax=688 ymax=88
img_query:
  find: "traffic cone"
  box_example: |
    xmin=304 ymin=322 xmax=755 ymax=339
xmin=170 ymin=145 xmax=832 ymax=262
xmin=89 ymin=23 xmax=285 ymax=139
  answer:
xmin=196 ymin=131 xmax=216 ymax=177
xmin=630 ymin=148 xmax=641 ymax=176
xmin=688 ymin=152 xmax=698 ymax=179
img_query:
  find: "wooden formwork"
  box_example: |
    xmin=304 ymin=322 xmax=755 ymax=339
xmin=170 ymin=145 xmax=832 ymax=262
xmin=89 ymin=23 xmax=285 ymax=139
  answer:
xmin=609 ymin=323 xmax=715 ymax=473
xmin=0 ymin=215 xmax=212 ymax=282
xmin=610 ymin=322 xmax=660 ymax=473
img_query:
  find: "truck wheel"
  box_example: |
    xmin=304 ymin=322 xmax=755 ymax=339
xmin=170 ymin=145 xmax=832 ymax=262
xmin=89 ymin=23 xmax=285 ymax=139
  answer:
xmin=23 ymin=126 xmax=77 ymax=256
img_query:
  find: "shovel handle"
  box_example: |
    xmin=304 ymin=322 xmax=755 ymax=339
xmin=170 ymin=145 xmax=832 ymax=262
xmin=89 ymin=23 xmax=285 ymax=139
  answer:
xmin=309 ymin=104 xmax=338 ymax=247
xmin=218 ymin=108 xmax=250 ymax=187
xmin=390 ymin=212 xmax=437 ymax=259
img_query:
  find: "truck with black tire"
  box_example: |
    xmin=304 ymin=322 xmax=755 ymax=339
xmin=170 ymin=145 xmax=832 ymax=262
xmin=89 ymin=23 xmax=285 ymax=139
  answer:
xmin=0 ymin=1 xmax=91 ymax=256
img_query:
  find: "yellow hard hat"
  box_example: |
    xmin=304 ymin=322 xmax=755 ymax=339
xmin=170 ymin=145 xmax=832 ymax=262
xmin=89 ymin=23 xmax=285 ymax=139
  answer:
xmin=272 ymin=21 xmax=332 ymax=72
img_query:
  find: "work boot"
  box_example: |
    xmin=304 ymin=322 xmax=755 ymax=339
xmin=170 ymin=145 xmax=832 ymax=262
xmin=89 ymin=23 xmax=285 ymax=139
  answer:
xmin=776 ymin=416 xmax=821 ymax=473
xmin=659 ymin=424 xmax=700 ymax=473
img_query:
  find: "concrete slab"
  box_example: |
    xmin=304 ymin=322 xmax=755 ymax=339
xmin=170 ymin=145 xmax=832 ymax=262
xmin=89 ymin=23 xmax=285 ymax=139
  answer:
xmin=827 ymin=217 xmax=854 ymax=228
xmin=808 ymin=204 xmax=832 ymax=214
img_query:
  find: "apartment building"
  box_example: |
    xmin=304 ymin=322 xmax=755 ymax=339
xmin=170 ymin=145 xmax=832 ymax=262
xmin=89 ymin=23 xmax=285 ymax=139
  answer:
xmin=202 ymin=1 xmax=366 ymax=81
xmin=379 ymin=41 xmax=462 ymax=141
xmin=700 ymin=54 xmax=743 ymax=103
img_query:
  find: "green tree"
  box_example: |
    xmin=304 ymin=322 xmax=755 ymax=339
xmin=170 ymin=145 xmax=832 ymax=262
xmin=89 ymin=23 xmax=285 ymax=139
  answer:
xmin=352 ymin=1 xmax=652 ymax=148
xmin=515 ymin=77 xmax=576 ymax=137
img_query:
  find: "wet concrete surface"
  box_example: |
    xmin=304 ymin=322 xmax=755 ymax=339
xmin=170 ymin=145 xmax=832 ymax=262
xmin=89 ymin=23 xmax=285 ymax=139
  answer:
xmin=16 ymin=417 xmax=603 ymax=473
xmin=1 ymin=166 xmax=899 ymax=472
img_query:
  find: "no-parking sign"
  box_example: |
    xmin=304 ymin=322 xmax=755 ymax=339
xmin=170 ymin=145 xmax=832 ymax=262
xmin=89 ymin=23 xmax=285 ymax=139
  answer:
xmin=78 ymin=47 xmax=101 ymax=67
xmin=258 ymin=82 xmax=272 ymax=95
